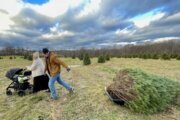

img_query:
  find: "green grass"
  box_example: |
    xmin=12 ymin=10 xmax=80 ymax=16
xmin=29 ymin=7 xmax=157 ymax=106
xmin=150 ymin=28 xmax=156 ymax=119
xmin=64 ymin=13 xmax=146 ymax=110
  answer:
xmin=0 ymin=57 xmax=179 ymax=120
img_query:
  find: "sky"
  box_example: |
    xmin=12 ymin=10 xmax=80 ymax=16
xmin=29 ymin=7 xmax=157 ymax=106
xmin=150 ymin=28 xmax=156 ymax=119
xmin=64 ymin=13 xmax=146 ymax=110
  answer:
xmin=0 ymin=0 xmax=180 ymax=50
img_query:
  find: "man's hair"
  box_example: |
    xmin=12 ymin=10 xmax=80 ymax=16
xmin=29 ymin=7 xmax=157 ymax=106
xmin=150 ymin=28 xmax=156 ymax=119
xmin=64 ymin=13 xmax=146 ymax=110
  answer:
xmin=42 ymin=48 xmax=49 ymax=54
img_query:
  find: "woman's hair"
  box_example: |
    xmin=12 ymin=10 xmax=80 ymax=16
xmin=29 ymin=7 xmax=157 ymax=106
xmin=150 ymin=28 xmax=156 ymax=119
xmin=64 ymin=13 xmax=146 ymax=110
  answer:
xmin=33 ymin=52 xmax=39 ymax=60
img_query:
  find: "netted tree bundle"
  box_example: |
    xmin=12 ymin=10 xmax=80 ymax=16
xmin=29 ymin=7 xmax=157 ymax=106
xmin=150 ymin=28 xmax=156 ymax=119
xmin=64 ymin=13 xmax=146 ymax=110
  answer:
xmin=107 ymin=69 xmax=180 ymax=114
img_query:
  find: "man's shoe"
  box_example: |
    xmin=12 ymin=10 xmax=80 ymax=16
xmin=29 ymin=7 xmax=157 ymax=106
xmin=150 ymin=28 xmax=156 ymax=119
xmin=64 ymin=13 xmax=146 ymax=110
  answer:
xmin=69 ymin=88 xmax=75 ymax=94
xmin=50 ymin=96 xmax=59 ymax=100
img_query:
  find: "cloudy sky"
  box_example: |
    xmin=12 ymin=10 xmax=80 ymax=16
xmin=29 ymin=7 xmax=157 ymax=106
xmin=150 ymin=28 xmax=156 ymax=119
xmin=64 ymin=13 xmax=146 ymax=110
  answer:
xmin=0 ymin=0 xmax=180 ymax=50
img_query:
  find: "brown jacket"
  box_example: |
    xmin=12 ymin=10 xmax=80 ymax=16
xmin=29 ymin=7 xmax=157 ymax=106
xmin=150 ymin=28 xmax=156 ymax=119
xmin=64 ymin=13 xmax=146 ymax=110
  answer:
xmin=45 ymin=52 xmax=68 ymax=77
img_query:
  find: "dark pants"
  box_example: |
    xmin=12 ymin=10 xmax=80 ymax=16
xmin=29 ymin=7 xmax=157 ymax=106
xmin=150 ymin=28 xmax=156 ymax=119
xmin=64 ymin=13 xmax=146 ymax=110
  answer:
xmin=33 ymin=74 xmax=49 ymax=93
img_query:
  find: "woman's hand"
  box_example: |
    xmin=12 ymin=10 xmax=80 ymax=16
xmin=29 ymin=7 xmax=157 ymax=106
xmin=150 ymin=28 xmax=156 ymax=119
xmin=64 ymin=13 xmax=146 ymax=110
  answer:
xmin=25 ymin=66 xmax=28 ymax=70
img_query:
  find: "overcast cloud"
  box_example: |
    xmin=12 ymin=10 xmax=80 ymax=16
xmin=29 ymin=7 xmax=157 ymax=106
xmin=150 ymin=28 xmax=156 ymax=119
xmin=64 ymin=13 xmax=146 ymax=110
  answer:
xmin=0 ymin=0 xmax=180 ymax=50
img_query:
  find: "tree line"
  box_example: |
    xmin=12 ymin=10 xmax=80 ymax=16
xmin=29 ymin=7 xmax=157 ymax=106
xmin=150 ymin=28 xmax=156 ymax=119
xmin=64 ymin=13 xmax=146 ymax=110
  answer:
xmin=57 ymin=40 xmax=180 ymax=59
xmin=0 ymin=40 xmax=180 ymax=60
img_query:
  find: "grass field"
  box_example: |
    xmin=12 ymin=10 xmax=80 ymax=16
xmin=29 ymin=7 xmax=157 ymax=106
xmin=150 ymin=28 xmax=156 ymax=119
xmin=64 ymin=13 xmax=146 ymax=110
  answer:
xmin=0 ymin=57 xmax=179 ymax=120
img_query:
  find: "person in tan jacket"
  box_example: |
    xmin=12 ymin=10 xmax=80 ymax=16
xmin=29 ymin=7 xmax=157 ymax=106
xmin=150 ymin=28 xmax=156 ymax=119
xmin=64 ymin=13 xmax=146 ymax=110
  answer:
xmin=42 ymin=48 xmax=74 ymax=100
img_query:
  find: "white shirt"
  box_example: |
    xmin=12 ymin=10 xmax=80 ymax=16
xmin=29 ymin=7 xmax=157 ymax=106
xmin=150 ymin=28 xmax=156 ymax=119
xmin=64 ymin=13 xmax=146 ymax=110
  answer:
xmin=27 ymin=58 xmax=45 ymax=78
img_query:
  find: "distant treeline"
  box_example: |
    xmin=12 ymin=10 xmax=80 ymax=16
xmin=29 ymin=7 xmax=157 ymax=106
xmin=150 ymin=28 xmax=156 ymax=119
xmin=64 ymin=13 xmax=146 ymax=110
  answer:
xmin=0 ymin=40 xmax=180 ymax=58
xmin=0 ymin=46 xmax=34 ymax=56
xmin=57 ymin=40 xmax=180 ymax=58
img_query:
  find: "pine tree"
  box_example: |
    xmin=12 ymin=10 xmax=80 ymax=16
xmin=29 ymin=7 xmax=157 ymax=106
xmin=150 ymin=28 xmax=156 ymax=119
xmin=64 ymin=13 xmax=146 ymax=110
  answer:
xmin=24 ymin=55 xmax=28 ymax=59
xmin=28 ymin=55 xmax=33 ymax=61
xmin=152 ymin=54 xmax=159 ymax=59
xmin=142 ymin=54 xmax=148 ymax=59
xmin=147 ymin=54 xmax=152 ymax=59
xmin=171 ymin=54 xmax=178 ymax=59
xmin=98 ymin=55 xmax=105 ymax=63
xmin=176 ymin=55 xmax=180 ymax=60
xmin=161 ymin=53 xmax=171 ymax=60
xmin=105 ymin=54 xmax=110 ymax=61
xmin=72 ymin=54 xmax=76 ymax=59
xmin=78 ymin=53 xmax=84 ymax=61
xmin=83 ymin=53 xmax=91 ymax=65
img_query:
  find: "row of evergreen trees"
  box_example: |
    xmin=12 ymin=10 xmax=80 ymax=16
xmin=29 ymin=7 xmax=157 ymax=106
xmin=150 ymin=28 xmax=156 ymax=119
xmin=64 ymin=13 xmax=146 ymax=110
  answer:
xmin=9 ymin=56 xmax=16 ymax=59
xmin=117 ymin=53 xmax=180 ymax=60
xmin=98 ymin=54 xmax=110 ymax=63
xmin=74 ymin=53 xmax=111 ymax=65
xmin=23 ymin=54 xmax=33 ymax=61
xmin=6 ymin=55 xmax=33 ymax=60
xmin=73 ymin=53 xmax=180 ymax=61
xmin=71 ymin=53 xmax=180 ymax=66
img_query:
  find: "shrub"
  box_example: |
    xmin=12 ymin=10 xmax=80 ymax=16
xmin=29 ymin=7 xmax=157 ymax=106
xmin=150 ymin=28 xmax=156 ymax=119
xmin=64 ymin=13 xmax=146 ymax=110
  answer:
xmin=9 ymin=56 xmax=13 ymax=59
xmin=176 ymin=55 xmax=180 ymax=60
xmin=105 ymin=54 xmax=110 ymax=61
xmin=132 ymin=55 xmax=138 ymax=58
xmin=28 ymin=55 xmax=33 ymax=61
xmin=98 ymin=55 xmax=105 ymax=63
xmin=72 ymin=55 xmax=76 ymax=59
xmin=128 ymin=55 xmax=132 ymax=58
xmin=14 ymin=56 xmax=16 ymax=59
xmin=146 ymin=54 xmax=152 ymax=59
xmin=117 ymin=55 xmax=122 ymax=58
xmin=142 ymin=54 xmax=148 ymax=59
xmin=170 ymin=54 xmax=178 ymax=59
xmin=139 ymin=54 xmax=144 ymax=59
xmin=0 ymin=56 xmax=3 ymax=59
xmin=78 ymin=53 xmax=84 ymax=61
xmin=83 ymin=53 xmax=91 ymax=65
xmin=24 ymin=55 xmax=28 ymax=59
xmin=123 ymin=55 xmax=127 ymax=58
xmin=161 ymin=53 xmax=171 ymax=60
xmin=152 ymin=54 xmax=159 ymax=59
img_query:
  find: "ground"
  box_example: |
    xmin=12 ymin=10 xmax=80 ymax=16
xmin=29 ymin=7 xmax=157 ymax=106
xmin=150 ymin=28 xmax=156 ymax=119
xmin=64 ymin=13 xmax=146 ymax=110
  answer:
xmin=0 ymin=57 xmax=179 ymax=120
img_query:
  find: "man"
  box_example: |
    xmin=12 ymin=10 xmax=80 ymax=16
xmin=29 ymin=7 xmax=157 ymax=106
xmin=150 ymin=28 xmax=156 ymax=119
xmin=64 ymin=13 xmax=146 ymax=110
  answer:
xmin=42 ymin=48 xmax=74 ymax=100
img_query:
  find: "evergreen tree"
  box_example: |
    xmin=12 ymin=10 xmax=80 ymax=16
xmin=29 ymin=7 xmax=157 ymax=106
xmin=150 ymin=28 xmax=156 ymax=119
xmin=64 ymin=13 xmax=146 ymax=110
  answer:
xmin=105 ymin=54 xmax=110 ymax=61
xmin=176 ymin=55 xmax=180 ymax=60
xmin=83 ymin=53 xmax=91 ymax=65
xmin=78 ymin=53 xmax=84 ymax=61
xmin=28 ymin=55 xmax=33 ymax=61
xmin=152 ymin=54 xmax=159 ymax=59
xmin=98 ymin=55 xmax=105 ymax=63
xmin=161 ymin=53 xmax=171 ymax=60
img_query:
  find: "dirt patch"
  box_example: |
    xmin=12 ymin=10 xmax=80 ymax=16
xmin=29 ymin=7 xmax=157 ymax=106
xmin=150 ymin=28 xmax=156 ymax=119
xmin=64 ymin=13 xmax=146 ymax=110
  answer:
xmin=107 ymin=70 xmax=137 ymax=102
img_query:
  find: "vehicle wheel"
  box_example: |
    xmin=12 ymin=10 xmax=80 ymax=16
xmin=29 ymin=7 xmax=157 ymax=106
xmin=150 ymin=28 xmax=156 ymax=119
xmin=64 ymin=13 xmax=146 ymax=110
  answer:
xmin=28 ymin=85 xmax=33 ymax=94
xmin=18 ymin=91 xmax=25 ymax=97
xmin=6 ymin=90 xmax=13 ymax=96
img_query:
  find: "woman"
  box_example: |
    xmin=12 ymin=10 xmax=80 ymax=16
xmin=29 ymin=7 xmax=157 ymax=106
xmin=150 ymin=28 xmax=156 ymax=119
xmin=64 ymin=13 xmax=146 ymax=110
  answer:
xmin=27 ymin=52 xmax=49 ymax=93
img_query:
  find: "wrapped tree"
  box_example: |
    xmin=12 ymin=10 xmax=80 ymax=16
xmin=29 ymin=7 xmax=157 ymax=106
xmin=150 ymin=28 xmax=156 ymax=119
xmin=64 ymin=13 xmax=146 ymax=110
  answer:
xmin=107 ymin=69 xmax=180 ymax=114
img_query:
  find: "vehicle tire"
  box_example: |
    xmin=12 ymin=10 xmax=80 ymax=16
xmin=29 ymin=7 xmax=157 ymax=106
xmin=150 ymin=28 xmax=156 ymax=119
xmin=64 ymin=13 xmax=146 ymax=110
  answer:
xmin=6 ymin=90 xmax=13 ymax=96
xmin=18 ymin=91 xmax=25 ymax=97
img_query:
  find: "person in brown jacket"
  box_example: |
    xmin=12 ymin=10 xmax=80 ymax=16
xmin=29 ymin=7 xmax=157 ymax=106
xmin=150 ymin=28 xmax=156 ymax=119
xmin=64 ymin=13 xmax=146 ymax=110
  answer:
xmin=42 ymin=48 xmax=74 ymax=100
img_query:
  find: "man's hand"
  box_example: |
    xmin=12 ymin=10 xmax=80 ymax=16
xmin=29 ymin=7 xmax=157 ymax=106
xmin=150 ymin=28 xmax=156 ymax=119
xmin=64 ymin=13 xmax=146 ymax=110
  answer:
xmin=67 ymin=67 xmax=71 ymax=72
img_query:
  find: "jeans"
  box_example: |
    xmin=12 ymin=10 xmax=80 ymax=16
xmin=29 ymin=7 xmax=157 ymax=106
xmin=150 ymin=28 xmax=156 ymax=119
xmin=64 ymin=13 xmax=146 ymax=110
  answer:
xmin=48 ymin=73 xmax=72 ymax=99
